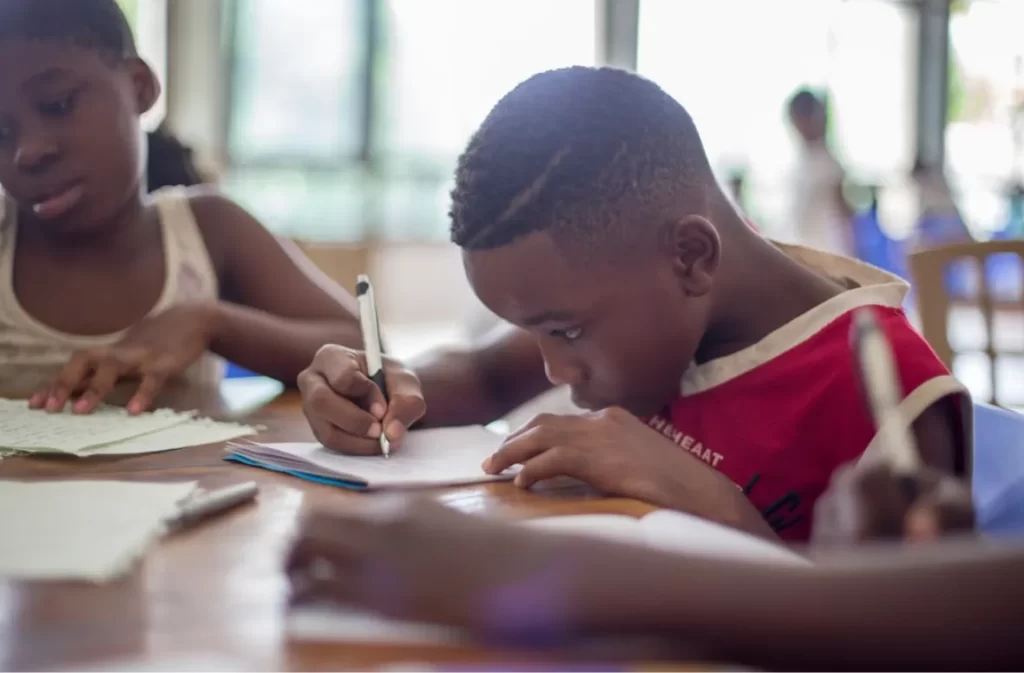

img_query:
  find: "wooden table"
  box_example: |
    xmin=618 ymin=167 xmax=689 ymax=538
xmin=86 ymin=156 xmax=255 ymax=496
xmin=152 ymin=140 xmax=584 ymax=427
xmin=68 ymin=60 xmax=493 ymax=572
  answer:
xmin=0 ymin=384 xmax=680 ymax=671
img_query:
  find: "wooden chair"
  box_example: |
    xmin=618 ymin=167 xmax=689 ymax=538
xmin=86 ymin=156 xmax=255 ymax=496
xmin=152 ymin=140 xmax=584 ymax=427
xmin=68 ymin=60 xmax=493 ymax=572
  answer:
xmin=909 ymin=240 xmax=1024 ymax=406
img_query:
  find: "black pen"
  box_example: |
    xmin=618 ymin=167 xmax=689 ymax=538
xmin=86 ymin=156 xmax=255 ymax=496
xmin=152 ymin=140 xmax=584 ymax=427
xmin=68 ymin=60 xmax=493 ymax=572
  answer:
xmin=356 ymin=274 xmax=390 ymax=458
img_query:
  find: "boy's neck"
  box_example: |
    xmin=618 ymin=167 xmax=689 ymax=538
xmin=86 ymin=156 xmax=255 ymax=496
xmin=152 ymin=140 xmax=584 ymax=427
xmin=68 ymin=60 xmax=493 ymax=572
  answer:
xmin=695 ymin=233 xmax=843 ymax=365
xmin=19 ymin=190 xmax=155 ymax=263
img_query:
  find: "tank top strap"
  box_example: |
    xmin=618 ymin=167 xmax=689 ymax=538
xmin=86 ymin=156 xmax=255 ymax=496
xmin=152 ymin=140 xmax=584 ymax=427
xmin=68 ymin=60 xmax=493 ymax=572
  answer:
xmin=150 ymin=187 xmax=219 ymax=305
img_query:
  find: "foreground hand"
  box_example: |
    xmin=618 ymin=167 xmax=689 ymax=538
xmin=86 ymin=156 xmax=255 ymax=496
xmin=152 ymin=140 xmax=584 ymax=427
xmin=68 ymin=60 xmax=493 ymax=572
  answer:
xmin=812 ymin=461 xmax=975 ymax=546
xmin=484 ymin=409 xmax=771 ymax=537
xmin=287 ymin=497 xmax=634 ymax=638
xmin=297 ymin=345 xmax=425 ymax=455
xmin=29 ymin=303 xmax=219 ymax=414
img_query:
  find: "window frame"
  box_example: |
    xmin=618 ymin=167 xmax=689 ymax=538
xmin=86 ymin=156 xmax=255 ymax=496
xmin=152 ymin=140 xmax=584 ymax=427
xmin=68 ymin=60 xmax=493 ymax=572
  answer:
xmin=222 ymin=0 xmax=378 ymax=170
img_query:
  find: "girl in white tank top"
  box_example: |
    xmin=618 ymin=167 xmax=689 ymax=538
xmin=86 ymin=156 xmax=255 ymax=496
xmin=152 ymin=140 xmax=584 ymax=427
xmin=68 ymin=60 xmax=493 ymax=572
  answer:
xmin=0 ymin=14 xmax=360 ymax=413
xmin=0 ymin=188 xmax=225 ymax=392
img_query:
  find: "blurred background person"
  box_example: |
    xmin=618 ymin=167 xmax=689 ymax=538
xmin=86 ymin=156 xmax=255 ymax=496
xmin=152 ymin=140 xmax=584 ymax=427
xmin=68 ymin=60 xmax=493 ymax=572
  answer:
xmin=786 ymin=88 xmax=855 ymax=256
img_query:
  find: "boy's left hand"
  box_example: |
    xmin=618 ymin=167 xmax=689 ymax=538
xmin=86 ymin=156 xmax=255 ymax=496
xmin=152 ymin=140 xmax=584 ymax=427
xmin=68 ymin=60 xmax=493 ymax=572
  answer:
xmin=484 ymin=409 xmax=773 ymax=538
xmin=29 ymin=303 xmax=219 ymax=414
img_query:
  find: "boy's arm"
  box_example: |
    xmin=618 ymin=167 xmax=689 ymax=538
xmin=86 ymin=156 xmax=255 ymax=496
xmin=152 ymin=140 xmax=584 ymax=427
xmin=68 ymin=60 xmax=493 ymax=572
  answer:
xmin=189 ymin=193 xmax=364 ymax=384
xmin=408 ymin=322 xmax=552 ymax=427
xmin=614 ymin=541 xmax=1023 ymax=669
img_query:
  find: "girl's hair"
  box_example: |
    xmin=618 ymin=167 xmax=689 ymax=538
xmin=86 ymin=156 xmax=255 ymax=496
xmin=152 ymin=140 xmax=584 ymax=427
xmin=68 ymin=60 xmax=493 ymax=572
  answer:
xmin=146 ymin=125 xmax=208 ymax=192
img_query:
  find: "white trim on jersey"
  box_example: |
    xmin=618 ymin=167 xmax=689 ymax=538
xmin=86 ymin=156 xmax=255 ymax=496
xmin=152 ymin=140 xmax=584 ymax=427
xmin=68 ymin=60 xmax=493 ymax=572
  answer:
xmin=681 ymin=242 xmax=909 ymax=396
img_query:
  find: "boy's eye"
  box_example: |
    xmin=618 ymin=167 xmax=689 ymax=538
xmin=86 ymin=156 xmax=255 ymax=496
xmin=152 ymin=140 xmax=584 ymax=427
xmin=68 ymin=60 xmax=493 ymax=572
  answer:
xmin=38 ymin=91 xmax=79 ymax=117
xmin=550 ymin=326 xmax=584 ymax=341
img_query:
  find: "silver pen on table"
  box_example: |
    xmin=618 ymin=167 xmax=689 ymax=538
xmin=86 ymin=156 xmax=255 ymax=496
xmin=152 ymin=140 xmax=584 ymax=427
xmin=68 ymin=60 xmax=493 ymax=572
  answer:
xmin=166 ymin=481 xmax=259 ymax=532
xmin=356 ymin=274 xmax=391 ymax=458
xmin=851 ymin=308 xmax=921 ymax=476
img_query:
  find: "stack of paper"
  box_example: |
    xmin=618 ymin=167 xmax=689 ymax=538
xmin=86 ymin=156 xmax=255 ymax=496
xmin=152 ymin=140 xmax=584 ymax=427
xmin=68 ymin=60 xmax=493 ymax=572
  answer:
xmin=226 ymin=426 xmax=513 ymax=489
xmin=0 ymin=398 xmax=257 ymax=457
xmin=0 ymin=480 xmax=197 ymax=581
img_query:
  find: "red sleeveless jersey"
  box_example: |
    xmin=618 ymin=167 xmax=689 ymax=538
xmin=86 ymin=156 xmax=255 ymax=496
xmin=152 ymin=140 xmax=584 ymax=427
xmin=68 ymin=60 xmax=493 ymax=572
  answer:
xmin=646 ymin=244 xmax=969 ymax=542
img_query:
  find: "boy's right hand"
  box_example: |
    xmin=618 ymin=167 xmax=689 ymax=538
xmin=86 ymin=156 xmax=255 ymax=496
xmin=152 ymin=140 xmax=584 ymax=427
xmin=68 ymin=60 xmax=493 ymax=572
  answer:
xmin=298 ymin=345 xmax=426 ymax=455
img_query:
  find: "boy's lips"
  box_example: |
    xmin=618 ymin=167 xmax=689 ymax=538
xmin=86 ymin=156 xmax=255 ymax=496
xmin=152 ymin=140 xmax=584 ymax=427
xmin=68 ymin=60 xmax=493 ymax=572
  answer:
xmin=32 ymin=182 xmax=85 ymax=221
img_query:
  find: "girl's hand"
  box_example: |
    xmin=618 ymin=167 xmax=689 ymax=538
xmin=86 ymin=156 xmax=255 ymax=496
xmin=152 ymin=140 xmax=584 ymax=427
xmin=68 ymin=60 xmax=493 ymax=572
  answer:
xmin=29 ymin=302 xmax=220 ymax=414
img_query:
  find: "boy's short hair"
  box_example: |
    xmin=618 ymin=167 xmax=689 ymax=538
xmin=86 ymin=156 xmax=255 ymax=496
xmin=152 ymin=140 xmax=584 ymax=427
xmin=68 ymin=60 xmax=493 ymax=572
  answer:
xmin=0 ymin=0 xmax=137 ymax=61
xmin=449 ymin=66 xmax=715 ymax=255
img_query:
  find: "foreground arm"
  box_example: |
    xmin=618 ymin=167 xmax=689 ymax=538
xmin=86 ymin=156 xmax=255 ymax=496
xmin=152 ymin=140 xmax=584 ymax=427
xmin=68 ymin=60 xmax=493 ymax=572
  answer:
xmin=288 ymin=500 xmax=1022 ymax=671
xmin=612 ymin=541 xmax=1021 ymax=670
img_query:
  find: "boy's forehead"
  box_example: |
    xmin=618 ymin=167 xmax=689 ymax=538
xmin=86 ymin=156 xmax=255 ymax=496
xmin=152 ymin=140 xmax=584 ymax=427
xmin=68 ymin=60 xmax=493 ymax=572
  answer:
xmin=463 ymin=232 xmax=612 ymax=322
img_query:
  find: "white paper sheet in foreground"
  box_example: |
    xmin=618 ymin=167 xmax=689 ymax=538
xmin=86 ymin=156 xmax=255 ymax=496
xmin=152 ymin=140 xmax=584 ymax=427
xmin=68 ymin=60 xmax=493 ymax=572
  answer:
xmin=0 ymin=480 xmax=197 ymax=581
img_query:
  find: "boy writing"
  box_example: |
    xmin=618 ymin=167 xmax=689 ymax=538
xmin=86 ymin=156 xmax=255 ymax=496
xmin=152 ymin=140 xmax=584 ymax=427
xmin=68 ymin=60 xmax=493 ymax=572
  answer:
xmin=299 ymin=66 xmax=970 ymax=543
xmin=0 ymin=0 xmax=362 ymax=412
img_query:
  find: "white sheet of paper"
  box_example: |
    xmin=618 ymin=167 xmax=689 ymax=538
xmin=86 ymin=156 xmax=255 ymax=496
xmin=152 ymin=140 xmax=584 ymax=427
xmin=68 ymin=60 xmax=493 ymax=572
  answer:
xmin=527 ymin=511 xmax=808 ymax=566
xmin=639 ymin=510 xmax=808 ymax=565
xmin=231 ymin=425 xmax=512 ymax=489
xmin=0 ymin=480 xmax=197 ymax=581
xmin=72 ymin=654 xmax=250 ymax=672
xmin=78 ymin=418 xmax=258 ymax=456
xmin=0 ymin=399 xmax=193 ymax=453
xmin=288 ymin=604 xmax=466 ymax=645
xmin=525 ymin=513 xmax=644 ymax=545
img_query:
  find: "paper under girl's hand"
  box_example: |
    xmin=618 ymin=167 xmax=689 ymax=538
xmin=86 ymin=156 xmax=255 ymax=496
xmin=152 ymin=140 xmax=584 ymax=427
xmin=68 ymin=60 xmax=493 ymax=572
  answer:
xmin=29 ymin=302 xmax=219 ymax=414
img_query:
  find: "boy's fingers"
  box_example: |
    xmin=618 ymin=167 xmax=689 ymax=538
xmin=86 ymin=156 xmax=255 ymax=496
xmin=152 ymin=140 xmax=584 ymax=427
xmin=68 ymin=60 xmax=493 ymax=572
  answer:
xmin=313 ymin=347 xmax=384 ymax=409
xmin=485 ymin=426 xmax=558 ymax=474
xmin=300 ymin=372 xmax=381 ymax=439
xmin=312 ymin=420 xmax=384 ymax=456
xmin=380 ymin=393 xmax=426 ymax=444
xmin=513 ymin=448 xmax=576 ymax=489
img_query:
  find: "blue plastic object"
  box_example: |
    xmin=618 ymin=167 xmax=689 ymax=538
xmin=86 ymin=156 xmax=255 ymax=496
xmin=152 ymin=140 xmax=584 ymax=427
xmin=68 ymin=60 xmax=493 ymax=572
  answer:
xmin=224 ymin=362 xmax=259 ymax=379
xmin=972 ymin=402 xmax=1024 ymax=537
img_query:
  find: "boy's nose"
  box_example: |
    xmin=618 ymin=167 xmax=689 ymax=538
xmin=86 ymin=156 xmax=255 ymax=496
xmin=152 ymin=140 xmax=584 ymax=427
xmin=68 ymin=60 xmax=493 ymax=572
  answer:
xmin=541 ymin=352 xmax=584 ymax=388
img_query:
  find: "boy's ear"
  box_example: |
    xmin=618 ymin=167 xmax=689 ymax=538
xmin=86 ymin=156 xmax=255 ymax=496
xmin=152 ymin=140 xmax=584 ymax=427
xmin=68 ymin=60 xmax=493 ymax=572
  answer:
xmin=663 ymin=215 xmax=720 ymax=297
xmin=127 ymin=58 xmax=161 ymax=115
